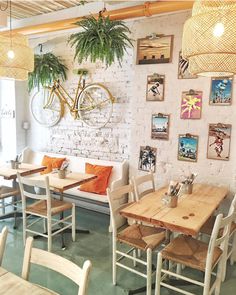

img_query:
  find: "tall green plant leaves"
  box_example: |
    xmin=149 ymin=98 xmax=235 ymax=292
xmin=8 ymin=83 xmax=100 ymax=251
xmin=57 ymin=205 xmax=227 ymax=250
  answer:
xmin=69 ymin=16 xmax=133 ymax=66
xmin=28 ymin=53 xmax=68 ymax=92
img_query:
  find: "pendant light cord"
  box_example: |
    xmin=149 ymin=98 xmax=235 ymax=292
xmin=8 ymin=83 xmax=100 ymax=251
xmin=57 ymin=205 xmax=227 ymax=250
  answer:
xmin=9 ymin=0 xmax=12 ymax=48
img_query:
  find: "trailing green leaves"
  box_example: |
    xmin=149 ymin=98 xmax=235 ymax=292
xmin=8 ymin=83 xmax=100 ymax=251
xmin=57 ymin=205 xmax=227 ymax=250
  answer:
xmin=69 ymin=15 xmax=133 ymax=67
xmin=28 ymin=53 xmax=68 ymax=92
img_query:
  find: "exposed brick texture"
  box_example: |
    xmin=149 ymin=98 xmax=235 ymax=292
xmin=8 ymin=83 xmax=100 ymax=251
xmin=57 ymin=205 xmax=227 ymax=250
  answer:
xmin=26 ymin=11 xmax=236 ymax=196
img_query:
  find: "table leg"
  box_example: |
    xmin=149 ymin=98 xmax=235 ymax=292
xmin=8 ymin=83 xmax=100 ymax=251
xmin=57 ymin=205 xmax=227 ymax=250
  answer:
xmin=13 ymin=179 xmax=19 ymax=229
xmin=59 ymin=192 xmax=66 ymax=250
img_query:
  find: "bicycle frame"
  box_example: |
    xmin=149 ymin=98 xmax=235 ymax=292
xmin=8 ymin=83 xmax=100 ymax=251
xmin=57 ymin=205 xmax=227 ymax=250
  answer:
xmin=41 ymin=73 xmax=115 ymax=125
xmin=47 ymin=74 xmax=84 ymax=112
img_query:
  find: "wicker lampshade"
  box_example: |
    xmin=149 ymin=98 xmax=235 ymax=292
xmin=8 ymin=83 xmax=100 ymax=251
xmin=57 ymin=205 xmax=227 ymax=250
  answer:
xmin=182 ymin=0 xmax=236 ymax=77
xmin=0 ymin=33 xmax=34 ymax=80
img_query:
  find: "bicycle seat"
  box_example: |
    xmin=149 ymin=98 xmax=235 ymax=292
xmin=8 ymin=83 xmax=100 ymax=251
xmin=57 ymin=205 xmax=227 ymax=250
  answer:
xmin=73 ymin=68 xmax=89 ymax=76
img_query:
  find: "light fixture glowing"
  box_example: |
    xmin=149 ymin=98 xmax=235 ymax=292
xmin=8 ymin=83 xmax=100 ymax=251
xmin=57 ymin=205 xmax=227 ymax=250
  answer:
xmin=0 ymin=0 xmax=34 ymax=80
xmin=7 ymin=49 xmax=15 ymax=59
xmin=213 ymin=22 xmax=224 ymax=37
xmin=182 ymin=0 xmax=236 ymax=77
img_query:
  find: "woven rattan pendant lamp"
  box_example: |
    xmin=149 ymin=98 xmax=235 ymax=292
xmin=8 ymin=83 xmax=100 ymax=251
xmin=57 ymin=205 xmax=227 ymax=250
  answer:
xmin=182 ymin=0 xmax=236 ymax=77
xmin=0 ymin=0 xmax=34 ymax=80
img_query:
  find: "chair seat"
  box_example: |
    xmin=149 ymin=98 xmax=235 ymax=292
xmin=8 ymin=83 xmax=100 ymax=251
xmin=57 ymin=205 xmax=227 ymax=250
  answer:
xmin=161 ymin=235 xmax=222 ymax=272
xmin=117 ymin=223 xmax=166 ymax=251
xmin=0 ymin=186 xmax=19 ymax=199
xmin=201 ymin=216 xmax=236 ymax=236
xmin=26 ymin=199 xmax=73 ymax=216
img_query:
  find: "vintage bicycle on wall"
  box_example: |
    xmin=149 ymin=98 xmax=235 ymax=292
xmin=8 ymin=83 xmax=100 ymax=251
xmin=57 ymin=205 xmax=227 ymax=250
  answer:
xmin=30 ymin=69 xmax=115 ymax=129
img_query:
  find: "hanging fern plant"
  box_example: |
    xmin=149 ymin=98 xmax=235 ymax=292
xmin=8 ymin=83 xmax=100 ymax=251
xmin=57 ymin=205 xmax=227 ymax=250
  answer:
xmin=69 ymin=14 xmax=133 ymax=67
xmin=28 ymin=52 xmax=68 ymax=92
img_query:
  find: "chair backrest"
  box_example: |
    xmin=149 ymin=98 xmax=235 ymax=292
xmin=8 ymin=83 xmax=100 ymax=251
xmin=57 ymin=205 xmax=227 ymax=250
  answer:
xmin=206 ymin=203 xmax=235 ymax=273
xmin=107 ymin=184 xmax=134 ymax=234
xmin=0 ymin=226 xmax=8 ymax=266
xmin=132 ymin=173 xmax=155 ymax=201
xmin=22 ymin=237 xmax=92 ymax=295
xmin=17 ymin=172 xmax=52 ymax=215
xmin=229 ymin=194 xmax=236 ymax=222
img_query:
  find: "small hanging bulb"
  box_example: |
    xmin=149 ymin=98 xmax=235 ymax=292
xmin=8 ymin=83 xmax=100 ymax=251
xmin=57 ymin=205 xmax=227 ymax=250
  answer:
xmin=7 ymin=49 xmax=15 ymax=59
xmin=213 ymin=22 xmax=225 ymax=37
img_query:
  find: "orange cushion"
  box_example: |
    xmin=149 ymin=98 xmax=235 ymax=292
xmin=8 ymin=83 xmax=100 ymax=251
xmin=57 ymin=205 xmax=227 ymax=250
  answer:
xmin=80 ymin=163 xmax=113 ymax=195
xmin=41 ymin=155 xmax=66 ymax=175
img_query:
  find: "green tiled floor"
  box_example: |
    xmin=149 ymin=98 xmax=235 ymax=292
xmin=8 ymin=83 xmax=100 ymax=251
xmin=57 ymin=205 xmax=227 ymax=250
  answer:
xmin=1 ymin=207 xmax=236 ymax=295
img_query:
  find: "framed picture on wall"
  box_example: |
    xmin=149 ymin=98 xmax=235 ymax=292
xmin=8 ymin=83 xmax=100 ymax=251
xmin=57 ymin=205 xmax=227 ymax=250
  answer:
xmin=151 ymin=113 xmax=169 ymax=140
xmin=178 ymin=51 xmax=197 ymax=79
xmin=146 ymin=74 xmax=165 ymax=101
xmin=137 ymin=35 xmax=173 ymax=65
xmin=207 ymin=123 xmax=231 ymax=161
xmin=178 ymin=134 xmax=198 ymax=162
xmin=180 ymin=90 xmax=202 ymax=119
xmin=209 ymin=77 xmax=233 ymax=105
xmin=138 ymin=146 xmax=157 ymax=172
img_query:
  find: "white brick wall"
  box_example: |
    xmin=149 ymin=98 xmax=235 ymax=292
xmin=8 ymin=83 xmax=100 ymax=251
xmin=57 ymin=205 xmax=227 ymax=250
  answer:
xmin=26 ymin=11 xmax=236 ymax=194
xmin=130 ymin=11 xmax=236 ymax=194
xmin=27 ymin=34 xmax=133 ymax=161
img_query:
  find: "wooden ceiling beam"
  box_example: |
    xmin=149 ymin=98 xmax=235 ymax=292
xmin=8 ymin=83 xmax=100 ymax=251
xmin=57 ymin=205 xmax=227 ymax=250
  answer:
xmin=48 ymin=1 xmax=69 ymax=9
xmin=9 ymin=1 xmax=193 ymax=35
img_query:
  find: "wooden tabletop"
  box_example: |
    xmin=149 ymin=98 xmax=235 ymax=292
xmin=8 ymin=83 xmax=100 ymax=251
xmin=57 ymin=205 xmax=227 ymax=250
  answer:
xmin=29 ymin=172 xmax=97 ymax=193
xmin=0 ymin=267 xmax=56 ymax=295
xmin=120 ymin=183 xmax=229 ymax=236
xmin=0 ymin=163 xmax=46 ymax=180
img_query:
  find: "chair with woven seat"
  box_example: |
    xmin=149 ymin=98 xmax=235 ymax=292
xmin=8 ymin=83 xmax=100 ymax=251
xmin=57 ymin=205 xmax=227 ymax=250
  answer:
xmin=107 ymin=184 xmax=166 ymax=295
xmin=0 ymin=226 xmax=8 ymax=266
xmin=200 ymin=194 xmax=236 ymax=280
xmin=132 ymin=173 xmax=155 ymax=201
xmin=0 ymin=185 xmax=20 ymax=228
xmin=22 ymin=237 xmax=92 ymax=295
xmin=154 ymin=208 xmax=235 ymax=295
xmin=17 ymin=172 xmax=75 ymax=252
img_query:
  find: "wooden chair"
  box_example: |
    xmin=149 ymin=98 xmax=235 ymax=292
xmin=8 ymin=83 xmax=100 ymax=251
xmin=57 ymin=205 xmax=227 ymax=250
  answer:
xmin=22 ymin=237 xmax=92 ymax=295
xmin=154 ymin=209 xmax=235 ymax=295
xmin=132 ymin=173 xmax=155 ymax=201
xmin=107 ymin=184 xmax=166 ymax=295
xmin=200 ymin=194 xmax=236 ymax=280
xmin=0 ymin=226 xmax=8 ymax=266
xmin=0 ymin=185 xmax=20 ymax=228
xmin=17 ymin=172 xmax=76 ymax=252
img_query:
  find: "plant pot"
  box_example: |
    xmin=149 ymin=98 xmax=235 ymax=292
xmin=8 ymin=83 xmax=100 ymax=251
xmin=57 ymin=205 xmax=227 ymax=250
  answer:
xmin=186 ymin=183 xmax=193 ymax=194
xmin=58 ymin=170 xmax=66 ymax=179
xmin=11 ymin=161 xmax=19 ymax=169
xmin=162 ymin=194 xmax=178 ymax=208
xmin=167 ymin=195 xmax=178 ymax=208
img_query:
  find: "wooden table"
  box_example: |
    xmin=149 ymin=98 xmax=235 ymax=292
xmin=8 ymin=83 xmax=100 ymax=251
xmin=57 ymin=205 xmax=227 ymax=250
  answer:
xmin=0 ymin=163 xmax=46 ymax=227
xmin=120 ymin=183 xmax=229 ymax=236
xmin=30 ymin=171 xmax=97 ymax=193
xmin=0 ymin=267 xmax=55 ymax=295
xmin=0 ymin=163 xmax=46 ymax=180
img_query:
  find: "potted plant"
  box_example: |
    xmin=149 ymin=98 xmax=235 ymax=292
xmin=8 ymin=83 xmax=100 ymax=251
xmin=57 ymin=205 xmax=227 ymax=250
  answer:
xmin=28 ymin=52 xmax=68 ymax=92
xmin=69 ymin=12 xmax=133 ymax=67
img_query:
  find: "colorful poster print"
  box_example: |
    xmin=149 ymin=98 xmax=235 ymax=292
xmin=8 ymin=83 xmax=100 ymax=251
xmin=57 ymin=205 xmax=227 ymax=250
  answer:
xmin=207 ymin=123 xmax=231 ymax=161
xmin=178 ymin=51 xmax=197 ymax=79
xmin=138 ymin=146 xmax=157 ymax=172
xmin=137 ymin=35 xmax=173 ymax=65
xmin=209 ymin=77 xmax=233 ymax=105
xmin=151 ymin=114 xmax=169 ymax=140
xmin=147 ymin=74 xmax=165 ymax=101
xmin=181 ymin=90 xmax=202 ymax=119
xmin=178 ymin=134 xmax=198 ymax=162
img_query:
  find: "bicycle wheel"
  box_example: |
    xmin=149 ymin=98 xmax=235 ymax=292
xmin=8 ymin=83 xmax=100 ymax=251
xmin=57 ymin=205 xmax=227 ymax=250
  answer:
xmin=77 ymin=83 xmax=114 ymax=129
xmin=30 ymin=88 xmax=63 ymax=127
